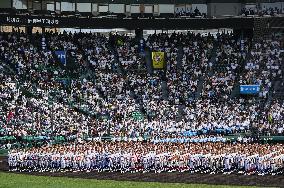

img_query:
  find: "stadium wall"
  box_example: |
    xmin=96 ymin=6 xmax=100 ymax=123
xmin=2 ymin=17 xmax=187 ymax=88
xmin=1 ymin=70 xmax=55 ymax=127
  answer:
xmin=0 ymin=15 xmax=254 ymax=29
xmin=207 ymin=3 xmax=241 ymax=17
xmin=0 ymin=0 xmax=11 ymax=8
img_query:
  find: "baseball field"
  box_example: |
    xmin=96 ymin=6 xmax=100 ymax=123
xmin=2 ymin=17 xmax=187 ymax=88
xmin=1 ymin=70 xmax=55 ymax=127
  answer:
xmin=0 ymin=172 xmax=256 ymax=188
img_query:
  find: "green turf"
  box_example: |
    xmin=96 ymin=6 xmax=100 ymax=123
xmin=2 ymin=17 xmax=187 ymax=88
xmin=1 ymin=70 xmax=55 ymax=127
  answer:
xmin=0 ymin=172 xmax=256 ymax=188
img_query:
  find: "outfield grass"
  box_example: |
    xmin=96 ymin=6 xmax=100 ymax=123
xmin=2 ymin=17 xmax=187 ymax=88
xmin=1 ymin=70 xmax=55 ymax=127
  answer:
xmin=0 ymin=172 xmax=256 ymax=188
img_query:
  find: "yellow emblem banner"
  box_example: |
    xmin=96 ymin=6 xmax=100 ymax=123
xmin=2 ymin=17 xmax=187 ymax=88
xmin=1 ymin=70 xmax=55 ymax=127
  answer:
xmin=152 ymin=52 xmax=165 ymax=69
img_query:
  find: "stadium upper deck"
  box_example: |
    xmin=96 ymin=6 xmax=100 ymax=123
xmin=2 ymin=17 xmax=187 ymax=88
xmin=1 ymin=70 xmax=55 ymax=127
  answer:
xmin=0 ymin=0 xmax=283 ymax=31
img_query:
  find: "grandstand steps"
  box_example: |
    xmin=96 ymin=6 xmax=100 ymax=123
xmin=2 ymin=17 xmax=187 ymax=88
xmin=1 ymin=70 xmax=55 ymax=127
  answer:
xmin=266 ymin=91 xmax=274 ymax=107
xmin=230 ymin=83 xmax=240 ymax=99
xmin=177 ymin=46 xmax=184 ymax=70
xmin=0 ymin=61 xmax=38 ymax=99
xmin=161 ymin=80 xmax=169 ymax=100
xmin=238 ymin=56 xmax=246 ymax=76
xmin=81 ymin=68 xmax=105 ymax=101
xmin=230 ymin=60 xmax=251 ymax=100
xmin=208 ymin=40 xmax=218 ymax=76
xmin=177 ymin=104 xmax=185 ymax=121
xmin=253 ymin=18 xmax=270 ymax=40
xmin=145 ymin=48 xmax=153 ymax=74
xmin=274 ymin=92 xmax=284 ymax=100
xmin=230 ymin=44 xmax=249 ymax=99
xmin=195 ymin=76 xmax=204 ymax=99
xmin=274 ymin=54 xmax=284 ymax=99
xmin=109 ymin=45 xmax=124 ymax=74
xmin=213 ymin=64 xmax=227 ymax=73
xmin=266 ymin=50 xmax=284 ymax=102
xmin=273 ymin=79 xmax=281 ymax=92
xmin=130 ymin=90 xmax=142 ymax=106
xmin=129 ymin=90 xmax=136 ymax=99
xmin=271 ymin=80 xmax=284 ymax=100
xmin=79 ymin=66 xmax=91 ymax=80
xmin=1 ymin=60 xmax=16 ymax=75
xmin=210 ymin=41 xmax=218 ymax=62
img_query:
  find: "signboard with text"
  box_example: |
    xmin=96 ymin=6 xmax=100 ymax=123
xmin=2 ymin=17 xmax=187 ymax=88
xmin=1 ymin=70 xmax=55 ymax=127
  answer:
xmin=5 ymin=16 xmax=60 ymax=26
xmin=55 ymin=51 xmax=66 ymax=65
xmin=240 ymin=85 xmax=260 ymax=94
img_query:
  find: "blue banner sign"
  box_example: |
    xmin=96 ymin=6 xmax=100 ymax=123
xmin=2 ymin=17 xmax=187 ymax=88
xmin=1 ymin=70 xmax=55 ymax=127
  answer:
xmin=240 ymin=85 xmax=260 ymax=94
xmin=55 ymin=51 xmax=66 ymax=65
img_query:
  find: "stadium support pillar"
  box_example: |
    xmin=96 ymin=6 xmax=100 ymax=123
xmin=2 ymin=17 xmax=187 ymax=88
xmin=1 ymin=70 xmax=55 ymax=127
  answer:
xmin=253 ymin=18 xmax=270 ymax=40
xmin=135 ymin=28 xmax=143 ymax=39
xmin=233 ymin=29 xmax=253 ymax=39
xmin=135 ymin=28 xmax=145 ymax=55
xmin=26 ymin=26 xmax=33 ymax=35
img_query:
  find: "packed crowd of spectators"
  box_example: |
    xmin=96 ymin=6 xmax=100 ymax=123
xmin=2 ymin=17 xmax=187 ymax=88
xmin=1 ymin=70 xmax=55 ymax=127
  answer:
xmin=116 ymin=35 xmax=146 ymax=72
xmin=201 ymin=33 xmax=247 ymax=101
xmin=175 ymin=7 xmax=206 ymax=18
xmin=241 ymin=37 xmax=282 ymax=98
xmin=241 ymin=7 xmax=283 ymax=17
xmin=171 ymin=33 xmax=213 ymax=104
xmin=0 ymin=30 xmax=283 ymax=150
xmin=182 ymin=98 xmax=284 ymax=136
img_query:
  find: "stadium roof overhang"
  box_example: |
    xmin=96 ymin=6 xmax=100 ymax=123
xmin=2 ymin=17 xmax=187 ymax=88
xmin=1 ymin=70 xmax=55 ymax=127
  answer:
xmin=0 ymin=15 xmax=256 ymax=29
xmin=1 ymin=15 xmax=283 ymax=30
xmin=50 ymin=0 xmax=283 ymax=3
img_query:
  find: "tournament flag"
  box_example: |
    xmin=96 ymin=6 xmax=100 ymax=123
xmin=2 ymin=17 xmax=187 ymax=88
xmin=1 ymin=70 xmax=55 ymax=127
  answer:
xmin=152 ymin=51 xmax=165 ymax=69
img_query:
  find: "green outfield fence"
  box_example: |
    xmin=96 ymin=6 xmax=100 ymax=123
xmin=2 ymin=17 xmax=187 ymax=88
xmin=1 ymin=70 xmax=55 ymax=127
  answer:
xmin=224 ymin=135 xmax=284 ymax=143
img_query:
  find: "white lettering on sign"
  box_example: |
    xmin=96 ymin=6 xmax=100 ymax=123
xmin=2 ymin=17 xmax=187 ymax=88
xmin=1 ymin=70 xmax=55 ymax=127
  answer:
xmin=7 ymin=16 xmax=59 ymax=25
xmin=57 ymin=54 xmax=66 ymax=59
xmin=6 ymin=17 xmax=20 ymax=23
